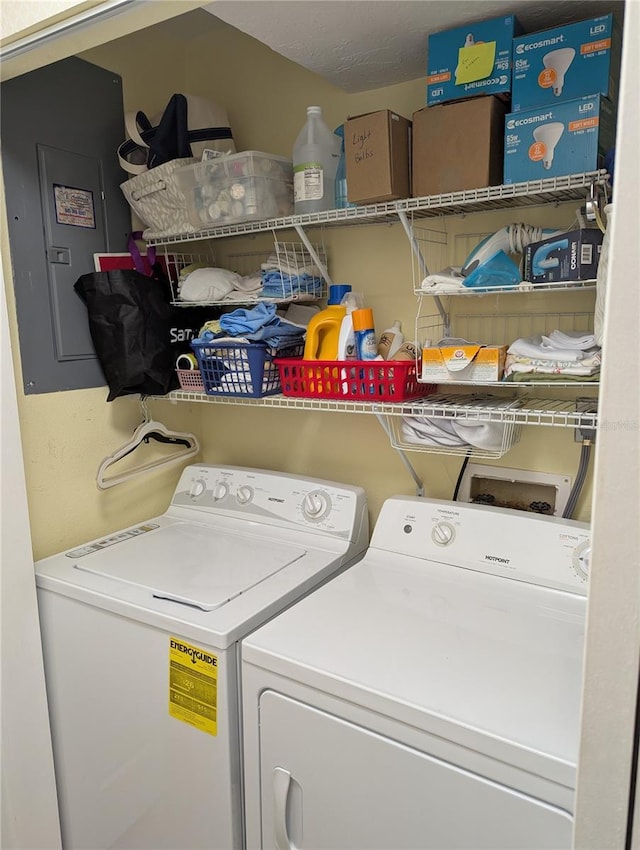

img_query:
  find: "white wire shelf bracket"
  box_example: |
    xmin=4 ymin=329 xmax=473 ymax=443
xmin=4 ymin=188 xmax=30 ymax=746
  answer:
xmin=414 ymin=279 xmax=597 ymax=297
xmin=146 ymin=171 xmax=610 ymax=247
xmin=154 ymin=391 xmax=598 ymax=428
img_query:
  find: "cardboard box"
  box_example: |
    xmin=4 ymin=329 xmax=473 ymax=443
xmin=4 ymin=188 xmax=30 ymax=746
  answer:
xmin=503 ymin=94 xmax=616 ymax=184
xmin=512 ymin=14 xmax=622 ymax=112
xmin=523 ymin=228 xmax=603 ymax=283
xmin=412 ymin=97 xmax=507 ymax=197
xmin=421 ymin=344 xmax=507 ymax=383
xmin=344 ymin=110 xmax=411 ymax=204
xmin=426 ymin=14 xmax=522 ymax=106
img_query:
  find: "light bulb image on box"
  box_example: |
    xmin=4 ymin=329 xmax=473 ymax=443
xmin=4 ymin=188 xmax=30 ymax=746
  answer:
xmin=542 ymin=48 xmax=576 ymax=96
xmin=532 ymin=122 xmax=565 ymax=170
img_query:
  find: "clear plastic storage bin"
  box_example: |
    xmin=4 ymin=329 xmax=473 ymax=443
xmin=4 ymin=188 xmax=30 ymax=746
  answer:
xmin=175 ymin=152 xmax=294 ymax=228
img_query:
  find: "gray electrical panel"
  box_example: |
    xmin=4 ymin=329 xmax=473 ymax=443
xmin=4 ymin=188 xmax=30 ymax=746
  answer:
xmin=1 ymin=56 xmax=132 ymax=394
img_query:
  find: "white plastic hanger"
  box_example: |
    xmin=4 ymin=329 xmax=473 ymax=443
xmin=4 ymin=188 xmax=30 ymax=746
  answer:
xmin=96 ymin=397 xmax=200 ymax=490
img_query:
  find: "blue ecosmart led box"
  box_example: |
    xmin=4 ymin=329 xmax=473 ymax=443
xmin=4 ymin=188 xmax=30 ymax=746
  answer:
xmin=511 ymin=14 xmax=622 ymax=112
xmin=503 ymin=94 xmax=616 ymax=185
xmin=427 ymin=14 xmax=522 ymax=106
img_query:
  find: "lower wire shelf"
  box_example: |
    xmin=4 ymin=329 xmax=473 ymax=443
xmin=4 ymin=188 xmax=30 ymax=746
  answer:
xmin=154 ymin=389 xmax=598 ymax=430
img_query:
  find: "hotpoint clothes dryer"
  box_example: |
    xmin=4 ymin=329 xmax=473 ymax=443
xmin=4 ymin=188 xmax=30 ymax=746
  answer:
xmin=34 ymin=464 xmax=368 ymax=850
xmin=242 ymin=496 xmax=591 ymax=850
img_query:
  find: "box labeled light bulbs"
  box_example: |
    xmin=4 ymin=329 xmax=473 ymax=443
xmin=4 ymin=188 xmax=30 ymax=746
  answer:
xmin=503 ymin=94 xmax=615 ymax=184
xmin=426 ymin=14 xmax=522 ymax=106
xmin=511 ymin=14 xmax=621 ymax=112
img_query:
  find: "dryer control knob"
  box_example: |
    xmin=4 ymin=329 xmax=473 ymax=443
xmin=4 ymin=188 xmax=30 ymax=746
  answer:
xmin=212 ymin=481 xmax=229 ymax=502
xmin=236 ymin=485 xmax=254 ymax=505
xmin=302 ymin=490 xmax=331 ymax=521
xmin=431 ymin=521 xmax=455 ymax=546
xmin=572 ymin=541 xmax=591 ymax=581
xmin=189 ymin=478 xmax=207 ymax=499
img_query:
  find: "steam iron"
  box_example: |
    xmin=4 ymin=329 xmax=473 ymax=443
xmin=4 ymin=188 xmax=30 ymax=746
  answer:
xmin=531 ymin=238 xmax=570 ymax=277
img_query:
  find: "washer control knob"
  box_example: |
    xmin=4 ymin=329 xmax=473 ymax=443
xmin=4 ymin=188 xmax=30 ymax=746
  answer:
xmin=302 ymin=490 xmax=331 ymax=521
xmin=431 ymin=521 xmax=455 ymax=546
xmin=189 ymin=478 xmax=207 ymax=499
xmin=236 ymin=485 xmax=254 ymax=505
xmin=572 ymin=541 xmax=591 ymax=581
xmin=212 ymin=481 xmax=229 ymax=502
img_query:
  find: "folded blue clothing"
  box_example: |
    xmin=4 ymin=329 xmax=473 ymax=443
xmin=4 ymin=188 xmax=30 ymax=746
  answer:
xmin=261 ymin=270 xmax=324 ymax=298
xmin=217 ymin=303 xmax=305 ymax=349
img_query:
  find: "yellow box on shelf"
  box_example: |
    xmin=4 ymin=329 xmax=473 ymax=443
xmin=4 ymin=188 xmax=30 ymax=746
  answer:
xmin=421 ymin=343 xmax=507 ymax=383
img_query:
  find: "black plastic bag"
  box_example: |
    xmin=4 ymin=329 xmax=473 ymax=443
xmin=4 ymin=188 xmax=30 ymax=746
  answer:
xmin=74 ymin=268 xmax=179 ymax=401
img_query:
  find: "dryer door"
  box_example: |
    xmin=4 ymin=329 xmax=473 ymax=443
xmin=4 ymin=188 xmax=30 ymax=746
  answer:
xmin=258 ymin=691 xmax=573 ymax=850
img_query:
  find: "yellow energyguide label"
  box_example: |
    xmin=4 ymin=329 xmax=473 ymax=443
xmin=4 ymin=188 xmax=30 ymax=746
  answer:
xmin=169 ymin=637 xmax=218 ymax=736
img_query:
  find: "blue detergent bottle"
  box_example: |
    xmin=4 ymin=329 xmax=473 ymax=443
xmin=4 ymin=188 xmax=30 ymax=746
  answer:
xmin=334 ymin=124 xmax=356 ymax=209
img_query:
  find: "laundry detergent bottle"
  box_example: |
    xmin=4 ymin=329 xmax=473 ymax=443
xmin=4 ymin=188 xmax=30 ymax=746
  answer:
xmin=303 ymin=284 xmax=352 ymax=360
xmin=293 ymin=106 xmax=341 ymax=214
xmin=334 ymin=124 xmax=356 ymax=209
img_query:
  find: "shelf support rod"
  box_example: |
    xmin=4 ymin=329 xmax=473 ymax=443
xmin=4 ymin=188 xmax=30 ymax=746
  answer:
xmin=397 ymin=210 xmax=447 ymax=324
xmin=293 ymin=223 xmax=333 ymax=286
xmin=375 ymin=414 xmax=424 ymax=497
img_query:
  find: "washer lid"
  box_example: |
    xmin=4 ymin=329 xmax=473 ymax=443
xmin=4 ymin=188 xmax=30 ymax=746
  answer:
xmin=75 ymin=522 xmax=307 ymax=611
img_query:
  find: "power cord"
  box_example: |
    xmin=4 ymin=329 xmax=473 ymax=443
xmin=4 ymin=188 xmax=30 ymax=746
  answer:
xmin=562 ymin=439 xmax=593 ymax=519
xmin=452 ymin=452 xmax=471 ymax=501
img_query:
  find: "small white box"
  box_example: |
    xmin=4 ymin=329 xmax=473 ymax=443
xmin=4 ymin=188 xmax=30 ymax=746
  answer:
xmin=175 ymin=151 xmax=293 ymax=228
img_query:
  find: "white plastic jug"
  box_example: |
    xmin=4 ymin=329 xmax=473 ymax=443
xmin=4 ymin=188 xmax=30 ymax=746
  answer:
xmin=293 ymin=106 xmax=341 ymax=215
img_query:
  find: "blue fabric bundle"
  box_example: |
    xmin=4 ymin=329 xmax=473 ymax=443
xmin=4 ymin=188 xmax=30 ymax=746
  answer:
xmin=216 ymin=303 xmax=305 ymax=349
xmin=261 ymin=270 xmax=324 ymax=299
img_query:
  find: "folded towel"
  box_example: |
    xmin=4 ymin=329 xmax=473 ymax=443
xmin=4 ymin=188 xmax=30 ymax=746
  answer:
xmin=505 ymin=352 xmax=601 ymax=370
xmin=542 ymin=329 xmax=597 ymax=350
xmin=261 ymin=269 xmax=324 ymax=299
xmin=507 ymin=334 xmax=595 ymax=362
xmin=505 ymin=371 xmax=600 ymax=383
xmin=179 ymin=267 xmax=240 ymax=302
xmin=506 ymin=362 xmax=599 ymax=377
xmin=231 ymin=272 xmax=263 ymax=292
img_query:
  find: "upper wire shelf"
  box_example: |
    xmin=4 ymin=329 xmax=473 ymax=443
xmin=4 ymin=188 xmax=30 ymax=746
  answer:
xmin=147 ymin=171 xmax=610 ymax=247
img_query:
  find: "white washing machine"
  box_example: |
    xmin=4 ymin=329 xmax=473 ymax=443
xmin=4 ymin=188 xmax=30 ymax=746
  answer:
xmin=242 ymin=496 xmax=591 ymax=850
xmin=34 ymin=464 xmax=368 ymax=850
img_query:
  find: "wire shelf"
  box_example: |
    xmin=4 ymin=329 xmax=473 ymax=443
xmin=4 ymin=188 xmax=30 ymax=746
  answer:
xmin=415 ymin=310 xmax=599 ymax=388
xmin=386 ymin=396 xmax=523 ymax=459
xmin=165 ymin=239 xmax=327 ymax=306
xmin=147 ymin=171 xmax=610 ymax=247
xmin=159 ymin=250 xmax=215 ymax=290
xmin=151 ymin=389 xmax=599 ymax=429
xmin=415 ymin=278 xmax=597 ymax=297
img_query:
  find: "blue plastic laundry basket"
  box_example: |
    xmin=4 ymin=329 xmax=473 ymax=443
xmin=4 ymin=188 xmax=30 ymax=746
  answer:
xmin=190 ymin=339 xmax=303 ymax=398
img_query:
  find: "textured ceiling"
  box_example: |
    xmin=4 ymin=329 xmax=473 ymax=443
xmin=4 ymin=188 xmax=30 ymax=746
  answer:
xmin=205 ymin=0 xmax=624 ymax=93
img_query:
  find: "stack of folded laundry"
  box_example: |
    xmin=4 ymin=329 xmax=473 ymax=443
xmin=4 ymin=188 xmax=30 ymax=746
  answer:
xmin=504 ymin=329 xmax=601 ymax=382
xmin=178 ymin=265 xmax=264 ymax=302
xmin=177 ymin=249 xmax=325 ymax=303
xmin=260 ymin=249 xmax=324 ymax=300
